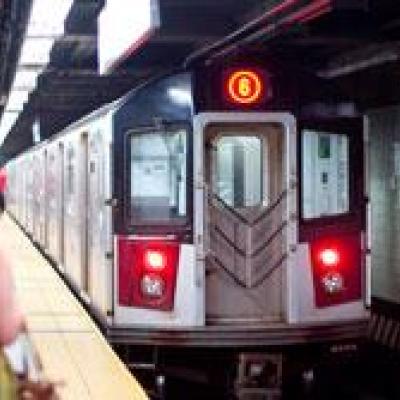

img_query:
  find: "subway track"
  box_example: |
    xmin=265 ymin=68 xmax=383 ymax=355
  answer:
xmin=6 ymin=210 xmax=400 ymax=400
xmin=142 ymin=303 xmax=400 ymax=399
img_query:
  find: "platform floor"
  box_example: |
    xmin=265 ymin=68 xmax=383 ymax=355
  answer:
xmin=1 ymin=215 xmax=148 ymax=400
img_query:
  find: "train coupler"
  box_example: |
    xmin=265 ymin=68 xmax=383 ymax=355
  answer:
xmin=235 ymin=353 xmax=283 ymax=400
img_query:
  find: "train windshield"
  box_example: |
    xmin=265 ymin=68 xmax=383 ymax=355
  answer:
xmin=302 ymin=130 xmax=350 ymax=219
xmin=129 ymin=128 xmax=187 ymax=224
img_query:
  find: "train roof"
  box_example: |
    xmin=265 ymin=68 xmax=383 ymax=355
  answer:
xmin=9 ymin=70 xmax=193 ymax=159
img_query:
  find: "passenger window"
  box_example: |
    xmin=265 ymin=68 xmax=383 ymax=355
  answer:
xmin=66 ymin=146 xmax=75 ymax=195
xmin=214 ymin=136 xmax=263 ymax=208
xmin=302 ymin=130 xmax=349 ymax=219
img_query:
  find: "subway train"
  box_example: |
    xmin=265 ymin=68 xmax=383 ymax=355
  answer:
xmin=5 ymin=60 xmax=369 ymax=393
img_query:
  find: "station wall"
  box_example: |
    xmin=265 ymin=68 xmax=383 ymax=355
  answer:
xmin=369 ymin=107 xmax=400 ymax=302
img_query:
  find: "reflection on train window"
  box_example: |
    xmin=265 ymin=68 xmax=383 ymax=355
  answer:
xmin=67 ymin=146 xmax=75 ymax=195
xmin=214 ymin=136 xmax=262 ymax=208
xmin=302 ymin=130 xmax=349 ymax=219
xmin=130 ymin=129 xmax=187 ymax=223
xmin=47 ymin=152 xmax=56 ymax=199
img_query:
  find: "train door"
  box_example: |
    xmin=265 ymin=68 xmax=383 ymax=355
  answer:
xmin=295 ymin=119 xmax=366 ymax=319
xmin=82 ymin=132 xmax=89 ymax=293
xmin=20 ymin=158 xmax=25 ymax=224
xmin=44 ymin=152 xmax=49 ymax=250
xmin=32 ymin=153 xmax=39 ymax=239
xmin=47 ymin=144 xmax=64 ymax=266
xmin=64 ymin=133 xmax=89 ymax=291
xmin=21 ymin=158 xmax=27 ymax=227
xmin=21 ymin=158 xmax=27 ymax=223
xmin=87 ymin=129 xmax=111 ymax=314
xmin=46 ymin=147 xmax=57 ymax=257
xmin=59 ymin=142 xmax=65 ymax=268
xmin=195 ymin=113 xmax=296 ymax=324
xmin=31 ymin=153 xmax=41 ymax=237
xmin=24 ymin=155 xmax=33 ymax=232
xmin=39 ymin=149 xmax=47 ymax=247
xmin=64 ymin=140 xmax=76 ymax=280
xmin=32 ymin=150 xmax=46 ymax=245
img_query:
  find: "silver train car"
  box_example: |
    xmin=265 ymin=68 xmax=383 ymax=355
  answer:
xmin=6 ymin=63 xmax=369 ymax=391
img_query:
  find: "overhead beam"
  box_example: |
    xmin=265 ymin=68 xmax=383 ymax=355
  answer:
xmin=317 ymin=42 xmax=400 ymax=78
xmin=37 ymin=70 xmax=145 ymax=85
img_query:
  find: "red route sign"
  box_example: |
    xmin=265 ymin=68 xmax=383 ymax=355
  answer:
xmin=226 ymin=69 xmax=264 ymax=105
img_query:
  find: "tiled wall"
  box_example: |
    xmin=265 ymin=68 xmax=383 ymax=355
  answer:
xmin=369 ymin=107 xmax=400 ymax=302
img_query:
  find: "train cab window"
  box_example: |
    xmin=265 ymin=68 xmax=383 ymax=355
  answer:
xmin=302 ymin=130 xmax=349 ymax=219
xmin=130 ymin=129 xmax=187 ymax=224
xmin=214 ymin=136 xmax=263 ymax=208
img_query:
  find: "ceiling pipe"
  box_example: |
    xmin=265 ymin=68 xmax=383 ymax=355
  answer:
xmin=184 ymin=0 xmax=332 ymax=67
xmin=210 ymin=0 xmax=332 ymax=62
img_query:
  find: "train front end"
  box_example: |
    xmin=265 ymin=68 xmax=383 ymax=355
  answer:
xmin=109 ymin=63 xmax=369 ymax=392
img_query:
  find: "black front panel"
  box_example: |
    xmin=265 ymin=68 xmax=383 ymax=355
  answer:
xmin=112 ymin=73 xmax=194 ymax=237
xmin=298 ymin=117 xmax=365 ymax=307
xmin=193 ymin=60 xmax=298 ymax=114
xmin=298 ymin=117 xmax=364 ymax=242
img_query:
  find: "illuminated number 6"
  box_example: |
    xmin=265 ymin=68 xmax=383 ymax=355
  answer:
xmin=238 ymin=77 xmax=251 ymax=97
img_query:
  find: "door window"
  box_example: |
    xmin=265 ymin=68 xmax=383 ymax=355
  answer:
xmin=214 ymin=136 xmax=263 ymax=208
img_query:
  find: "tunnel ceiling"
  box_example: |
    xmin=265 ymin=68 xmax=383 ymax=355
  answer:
xmin=0 ymin=0 xmax=399 ymax=161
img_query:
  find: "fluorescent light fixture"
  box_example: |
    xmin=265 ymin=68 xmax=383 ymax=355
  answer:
xmin=19 ymin=37 xmax=55 ymax=65
xmin=0 ymin=112 xmax=19 ymax=134
xmin=6 ymin=90 xmax=29 ymax=112
xmin=98 ymin=0 xmax=160 ymax=74
xmin=26 ymin=0 xmax=73 ymax=37
xmin=12 ymin=70 xmax=39 ymax=90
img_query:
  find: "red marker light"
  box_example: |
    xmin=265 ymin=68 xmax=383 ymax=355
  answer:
xmin=320 ymin=249 xmax=339 ymax=267
xmin=118 ymin=238 xmax=180 ymax=311
xmin=226 ymin=69 xmax=264 ymax=105
xmin=145 ymin=249 xmax=166 ymax=270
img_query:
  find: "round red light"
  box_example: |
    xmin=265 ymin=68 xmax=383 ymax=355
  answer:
xmin=145 ymin=250 xmax=166 ymax=270
xmin=227 ymin=70 xmax=264 ymax=105
xmin=320 ymin=249 xmax=339 ymax=267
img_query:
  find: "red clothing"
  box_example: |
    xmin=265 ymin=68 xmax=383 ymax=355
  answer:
xmin=0 ymin=168 xmax=6 ymax=193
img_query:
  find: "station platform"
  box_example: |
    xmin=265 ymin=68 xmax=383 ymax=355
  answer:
xmin=0 ymin=214 xmax=148 ymax=399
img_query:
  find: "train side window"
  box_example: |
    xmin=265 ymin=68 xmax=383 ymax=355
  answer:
xmin=302 ymin=130 xmax=349 ymax=219
xmin=129 ymin=128 xmax=187 ymax=224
